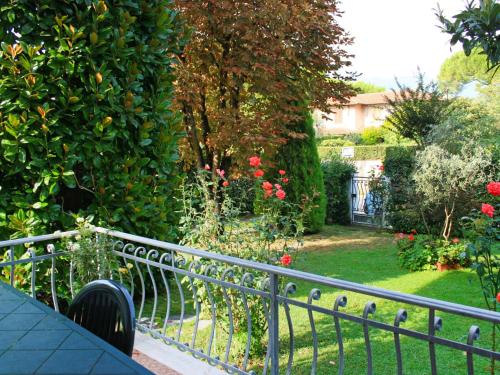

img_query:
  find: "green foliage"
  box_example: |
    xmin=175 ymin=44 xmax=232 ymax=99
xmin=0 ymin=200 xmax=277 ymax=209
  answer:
xmin=386 ymin=71 xmax=452 ymax=147
xmin=360 ymin=127 xmax=384 ymax=145
xmin=383 ymin=147 xmax=431 ymax=233
xmin=397 ymin=235 xmax=438 ymax=271
xmin=351 ymin=81 xmax=386 ymax=94
xmin=226 ymin=177 xmax=255 ymax=215
xmin=436 ymin=0 xmax=500 ymax=71
xmin=427 ymin=98 xmax=500 ymax=154
xmin=318 ymin=144 xmax=418 ymax=161
xmin=413 ymin=144 xmax=494 ymax=240
xmin=462 ymin=201 xmax=499 ymax=312
xmin=438 ymin=49 xmax=497 ymax=93
xmin=321 ymin=156 xmax=355 ymax=225
xmin=275 ymin=111 xmax=326 ymax=233
xmin=316 ymin=136 xmax=355 ymax=147
xmin=396 ymin=234 xmax=470 ymax=271
xmin=63 ymin=220 xmax=117 ymax=288
xmin=0 ymin=1 xmax=184 ymax=240
xmin=178 ymin=167 xmax=307 ymax=356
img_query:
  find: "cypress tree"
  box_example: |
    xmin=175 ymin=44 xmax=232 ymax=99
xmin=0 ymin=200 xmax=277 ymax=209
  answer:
xmin=275 ymin=110 xmax=326 ymax=233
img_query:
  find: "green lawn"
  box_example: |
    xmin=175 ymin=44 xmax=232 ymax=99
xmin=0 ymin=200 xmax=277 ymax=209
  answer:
xmin=272 ymin=225 xmax=495 ymax=375
xmin=140 ymin=225 xmax=496 ymax=374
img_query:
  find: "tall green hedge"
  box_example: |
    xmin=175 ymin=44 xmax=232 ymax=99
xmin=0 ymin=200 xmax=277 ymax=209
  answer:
xmin=0 ymin=1 xmax=184 ymax=239
xmin=274 ymin=111 xmax=326 ymax=233
xmin=318 ymin=144 xmax=418 ymax=161
xmin=321 ymin=157 xmax=355 ymax=225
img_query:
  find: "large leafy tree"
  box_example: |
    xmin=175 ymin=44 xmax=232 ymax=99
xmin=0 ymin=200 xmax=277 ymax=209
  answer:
xmin=385 ymin=72 xmax=452 ymax=148
xmin=351 ymin=81 xmax=386 ymax=94
xmin=436 ymin=0 xmax=500 ymax=72
xmin=0 ymin=1 xmax=184 ymax=239
xmin=173 ymin=0 xmax=355 ymax=174
xmin=438 ymin=49 xmax=498 ymax=93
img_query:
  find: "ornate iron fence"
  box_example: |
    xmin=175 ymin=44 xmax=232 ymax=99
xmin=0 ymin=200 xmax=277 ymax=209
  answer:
xmin=0 ymin=227 xmax=499 ymax=374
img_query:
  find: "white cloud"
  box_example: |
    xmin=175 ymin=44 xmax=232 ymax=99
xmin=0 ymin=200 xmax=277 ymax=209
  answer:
xmin=338 ymin=0 xmax=465 ymax=88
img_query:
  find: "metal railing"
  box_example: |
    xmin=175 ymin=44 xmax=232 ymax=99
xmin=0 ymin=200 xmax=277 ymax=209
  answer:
xmin=0 ymin=227 xmax=499 ymax=374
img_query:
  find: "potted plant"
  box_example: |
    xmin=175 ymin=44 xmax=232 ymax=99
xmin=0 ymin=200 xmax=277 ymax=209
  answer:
xmin=435 ymin=240 xmax=471 ymax=271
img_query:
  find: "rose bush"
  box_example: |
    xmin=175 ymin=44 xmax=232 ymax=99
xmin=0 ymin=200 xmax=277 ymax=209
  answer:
xmin=461 ymin=181 xmax=499 ymax=374
xmin=178 ymin=156 xmax=311 ymax=359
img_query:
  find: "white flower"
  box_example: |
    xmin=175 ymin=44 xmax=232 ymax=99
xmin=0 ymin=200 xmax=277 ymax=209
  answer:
xmin=47 ymin=244 xmax=55 ymax=253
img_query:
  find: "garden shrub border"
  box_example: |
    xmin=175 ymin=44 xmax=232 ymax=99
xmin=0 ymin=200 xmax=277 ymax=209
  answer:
xmin=318 ymin=145 xmax=418 ymax=161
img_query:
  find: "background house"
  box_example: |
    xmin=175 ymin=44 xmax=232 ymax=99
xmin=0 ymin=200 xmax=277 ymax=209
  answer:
xmin=313 ymin=91 xmax=396 ymax=136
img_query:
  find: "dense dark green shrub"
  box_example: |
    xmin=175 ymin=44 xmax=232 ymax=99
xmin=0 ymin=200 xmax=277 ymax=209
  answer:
xmin=321 ymin=156 xmax=355 ymax=225
xmin=383 ymin=147 xmax=426 ymax=233
xmin=274 ymin=111 xmax=326 ymax=233
xmin=0 ymin=1 xmax=184 ymax=240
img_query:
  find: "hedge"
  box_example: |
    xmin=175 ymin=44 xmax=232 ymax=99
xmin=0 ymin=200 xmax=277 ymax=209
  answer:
xmin=0 ymin=1 xmax=185 ymax=240
xmin=318 ymin=145 xmax=418 ymax=161
xmin=321 ymin=157 xmax=355 ymax=225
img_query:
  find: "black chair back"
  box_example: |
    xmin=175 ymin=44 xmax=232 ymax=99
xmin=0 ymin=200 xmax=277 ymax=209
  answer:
xmin=67 ymin=280 xmax=135 ymax=356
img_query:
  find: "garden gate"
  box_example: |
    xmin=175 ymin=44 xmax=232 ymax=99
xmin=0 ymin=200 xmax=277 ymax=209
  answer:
xmin=350 ymin=175 xmax=388 ymax=227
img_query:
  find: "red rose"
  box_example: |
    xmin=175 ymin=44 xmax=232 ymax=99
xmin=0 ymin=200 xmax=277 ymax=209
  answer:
xmin=280 ymin=254 xmax=292 ymax=266
xmin=222 ymin=181 xmax=229 ymax=187
xmin=497 ymin=292 xmax=500 ymax=304
xmin=282 ymin=178 xmax=289 ymax=184
xmin=451 ymin=237 xmax=460 ymax=244
xmin=278 ymin=170 xmax=286 ymax=175
xmin=264 ymin=189 xmax=273 ymax=199
xmin=274 ymin=183 xmax=282 ymax=190
xmin=204 ymin=164 xmax=210 ymax=170
xmin=408 ymin=234 xmax=415 ymax=241
xmin=276 ymin=189 xmax=286 ymax=200
xmin=481 ymin=203 xmax=495 ymax=218
xmin=216 ymin=169 xmax=225 ymax=178
xmin=486 ymin=182 xmax=500 ymax=196
xmin=249 ymin=156 xmax=261 ymax=168
xmin=262 ymin=181 xmax=273 ymax=190
xmin=378 ymin=165 xmax=384 ymax=171
xmin=254 ymin=169 xmax=264 ymax=178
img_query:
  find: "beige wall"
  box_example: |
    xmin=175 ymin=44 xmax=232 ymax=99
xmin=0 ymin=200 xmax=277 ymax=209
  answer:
xmin=314 ymin=104 xmax=389 ymax=136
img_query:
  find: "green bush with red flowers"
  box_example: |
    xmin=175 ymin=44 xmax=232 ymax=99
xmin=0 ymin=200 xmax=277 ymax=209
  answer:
xmin=462 ymin=182 xmax=500 ymax=312
xmin=396 ymin=231 xmax=471 ymax=271
xmin=178 ymin=155 xmax=311 ymax=360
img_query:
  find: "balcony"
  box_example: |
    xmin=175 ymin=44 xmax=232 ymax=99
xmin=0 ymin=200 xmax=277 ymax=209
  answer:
xmin=1 ymin=227 xmax=499 ymax=374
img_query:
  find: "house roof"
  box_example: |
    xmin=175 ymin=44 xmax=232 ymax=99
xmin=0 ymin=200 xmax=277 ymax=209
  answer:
xmin=328 ymin=91 xmax=397 ymax=106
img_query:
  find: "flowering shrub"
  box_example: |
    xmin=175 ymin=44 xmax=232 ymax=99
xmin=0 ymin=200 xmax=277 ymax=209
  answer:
xmin=178 ymin=156 xmax=310 ymax=358
xmin=461 ymin=182 xmax=499 ymax=309
xmin=461 ymin=181 xmax=499 ymax=373
xmin=396 ymin=233 xmax=438 ymax=271
xmin=396 ymin=232 xmax=470 ymax=271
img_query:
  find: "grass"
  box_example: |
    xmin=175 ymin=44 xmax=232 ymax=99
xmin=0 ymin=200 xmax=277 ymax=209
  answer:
xmin=140 ymin=225 xmax=497 ymax=374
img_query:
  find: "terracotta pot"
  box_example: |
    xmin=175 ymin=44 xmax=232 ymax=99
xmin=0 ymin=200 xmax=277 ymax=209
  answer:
xmin=436 ymin=262 xmax=461 ymax=272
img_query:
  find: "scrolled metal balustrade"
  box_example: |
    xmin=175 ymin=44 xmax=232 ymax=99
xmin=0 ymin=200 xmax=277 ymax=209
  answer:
xmin=0 ymin=227 xmax=499 ymax=375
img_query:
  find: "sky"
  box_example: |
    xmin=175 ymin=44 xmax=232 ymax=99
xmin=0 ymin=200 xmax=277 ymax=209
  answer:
xmin=338 ymin=0 xmax=466 ymax=89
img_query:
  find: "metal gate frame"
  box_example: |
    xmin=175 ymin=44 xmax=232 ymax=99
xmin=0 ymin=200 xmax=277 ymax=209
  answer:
xmin=350 ymin=175 xmax=388 ymax=227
